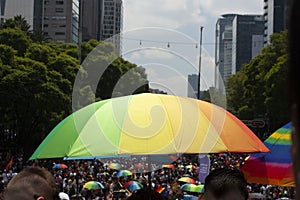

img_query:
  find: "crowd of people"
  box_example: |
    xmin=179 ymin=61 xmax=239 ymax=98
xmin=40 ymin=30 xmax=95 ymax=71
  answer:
xmin=0 ymin=151 xmax=296 ymax=199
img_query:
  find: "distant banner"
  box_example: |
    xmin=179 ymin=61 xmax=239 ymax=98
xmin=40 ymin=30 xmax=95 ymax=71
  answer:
xmin=198 ymin=154 xmax=210 ymax=183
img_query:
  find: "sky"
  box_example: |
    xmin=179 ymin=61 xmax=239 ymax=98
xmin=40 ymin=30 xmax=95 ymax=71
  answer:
xmin=121 ymin=0 xmax=263 ymax=96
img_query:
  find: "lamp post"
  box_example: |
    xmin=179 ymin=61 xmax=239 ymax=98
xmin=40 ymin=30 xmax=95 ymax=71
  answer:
xmin=197 ymin=26 xmax=204 ymax=100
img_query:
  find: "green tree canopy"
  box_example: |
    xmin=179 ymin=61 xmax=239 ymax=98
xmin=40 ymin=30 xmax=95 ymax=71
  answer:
xmin=0 ymin=21 xmax=149 ymax=157
xmin=0 ymin=15 xmax=31 ymax=33
xmin=0 ymin=28 xmax=31 ymax=56
xmin=226 ymin=30 xmax=289 ymax=130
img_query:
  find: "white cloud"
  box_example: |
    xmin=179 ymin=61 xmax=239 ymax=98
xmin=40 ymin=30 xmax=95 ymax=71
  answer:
xmin=126 ymin=48 xmax=174 ymax=61
xmin=199 ymin=1 xmax=263 ymax=17
xmin=123 ymin=0 xmax=206 ymax=30
xmin=122 ymin=0 xmax=263 ymax=92
xmin=123 ymin=0 xmax=262 ymax=31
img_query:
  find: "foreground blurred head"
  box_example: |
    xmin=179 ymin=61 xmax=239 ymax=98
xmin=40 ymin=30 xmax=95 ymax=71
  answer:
xmin=289 ymin=0 xmax=300 ymax=199
xmin=4 ymin=166 xmax=59 ymax=200
xmin=202 ymin=168 xmax=248 ymax=200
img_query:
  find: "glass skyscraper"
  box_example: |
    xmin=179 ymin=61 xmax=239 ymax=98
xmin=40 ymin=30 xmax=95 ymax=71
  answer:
xmin=215 ymin=14 xmax=264 ymax=89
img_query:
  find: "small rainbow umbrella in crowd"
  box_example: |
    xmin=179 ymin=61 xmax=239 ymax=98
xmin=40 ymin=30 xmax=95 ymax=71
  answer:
xmin=162 ymin=164 xmax=175 ymax=169
xmin=241 ymin=122 xmax=294 ymax=186
xmin=53 ymin=163 xmax=68 ymax=169
xmin=116 ymin=170 xmax=132 ymax=177
xmin=178 ymin=177 xmax=196 ymax=184
xmin=185 ymin=165 xmax=197 ymax=170
xmin=124 ymin=181 xmax=143 ymax=192
xmin=108 ymin=163 xmax=121 ymax=170
xmin=181 ymin=183 xmax=204 ymax=194
xmin=180 ymin=183 xmax=196 ymax=192
xmin=192 ymin=184 xmax=204 ymax=193
xmin=30 ymin=93 xmax=269 ymax=160
xmin=83 ymin=181 xmax=104 ymax=190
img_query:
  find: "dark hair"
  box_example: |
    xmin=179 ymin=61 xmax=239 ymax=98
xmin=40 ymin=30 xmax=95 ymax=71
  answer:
xmin=5 ymin=167 xmax=59 ymax=200
xmin=204 ymin=168 xmax=249 ymax=200
xmin=289 ymin=1 xmax=300 ymax=198
xmin=289 ymin=0 xmax=300 ymax=108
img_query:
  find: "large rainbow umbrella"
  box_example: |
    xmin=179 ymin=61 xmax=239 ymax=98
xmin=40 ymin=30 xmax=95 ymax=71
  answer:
xmin=241 ymin=122 xmax=294 ymax=186
xmin=30 ymin=93 xmax=268 ymax=160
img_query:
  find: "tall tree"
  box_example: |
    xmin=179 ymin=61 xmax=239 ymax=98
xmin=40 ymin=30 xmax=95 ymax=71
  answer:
xmin=0 ymin=15 xmax=31 ymax=33
xmin=226 ymin=31 xmax=289 ymax=131
xmin=0 ymin=58 xmax=72 ymax=157
xmin=0 ymin=28 xmax=31 ymax=56
xmin=0 ymin=24 xmax=149 ymax=157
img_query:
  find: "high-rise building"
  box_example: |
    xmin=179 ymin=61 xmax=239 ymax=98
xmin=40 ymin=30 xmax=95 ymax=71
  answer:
xmin=43 ymin=0 xmax=80 ymax=44
xmin=1 ymin=0 xmax=123 ymax=47
xmin=0 ymin=0 xmax=35 ymax=26
xmin=187 ymin=74 xmax=198 ymax=99
xmin=215 ymin=14 xmax=236 ymax=88
xmin=263 ymin=0 xmax=289 ymax=46
xmin=81 ymin=0 xmax=122 ymax=54
xmin=232 ymin=15 xmax=264 ymax=73
xmin=215 ymin=14 xmax=264 ymax=88
xmin=81 ymin=0 xmax=101 ymax=41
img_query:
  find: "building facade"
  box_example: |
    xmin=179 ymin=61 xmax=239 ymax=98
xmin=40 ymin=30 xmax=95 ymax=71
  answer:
xmin=81 ymin=0 xmax=122 ymax=54
xmin=1 ymin=0 xmax=122 ymax=47
xmin=215 ymin=14 xmax=264 ymax=89
xmin=43 ymin=0 xmax=79 ymax=43
xmin=0 ymin=0 xmax=35 ymax=26
xmin=263 ymin=0 xmax=289 ymax=46
xmin=231 ymin=15 xmax=264 ymax=74
xmin=187 ymin=74 xmax=198 ymax=99
xmin=215 ymin=14 xmax=236 ymax=88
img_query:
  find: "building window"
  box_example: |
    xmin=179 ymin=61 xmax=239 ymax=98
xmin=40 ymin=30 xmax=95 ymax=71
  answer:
xmin=55 ymin=32 xmax=65 ymax=35
xmin=55 ymin=8 xmax=64 ymax=13
xmin=43 ymin=24 xmax=48 ymax=27
xmin=56 ymin=0 xmax=64 ymax=5
xmin=52 ymin=16 xmax=66 ymax=20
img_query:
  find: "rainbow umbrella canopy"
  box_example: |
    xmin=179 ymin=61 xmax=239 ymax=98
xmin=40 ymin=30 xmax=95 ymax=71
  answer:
xmin=115 ymin=170 xmax=132 ymax=177
xmin=108 ymin=163 xmax=121 ymax=170
xmin=178 ymin=177 xmax=196 ymax=184
xmin=241 ymin=122 xmax=294 ymax=186
xmin=30 ymin=93 xmax=268 ymax=160
xmin=180 ymin=183 xmax=196 ymax=192
xmin=124 ymin=181 xmax=143 ymax=192
xmin=53 ymin=163 xmax=68 ymax=169
xmin=83 ymin=181 xmax=104 ymax=190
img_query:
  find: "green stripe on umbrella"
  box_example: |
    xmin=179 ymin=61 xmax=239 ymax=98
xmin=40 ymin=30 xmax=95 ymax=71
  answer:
xmin=30 ymin=93 xmax=269 ymax=160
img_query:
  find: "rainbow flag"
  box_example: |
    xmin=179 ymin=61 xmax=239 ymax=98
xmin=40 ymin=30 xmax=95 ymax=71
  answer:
xmin=5 ymin=156 xmax=13 ymax=171
xmin=241 ymin=122 xmax=294 ymax=186
xmin=156 ymin=185 xmax=165 ymax=194
xmin=32 ymin=160 xmax=39 ymax=167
